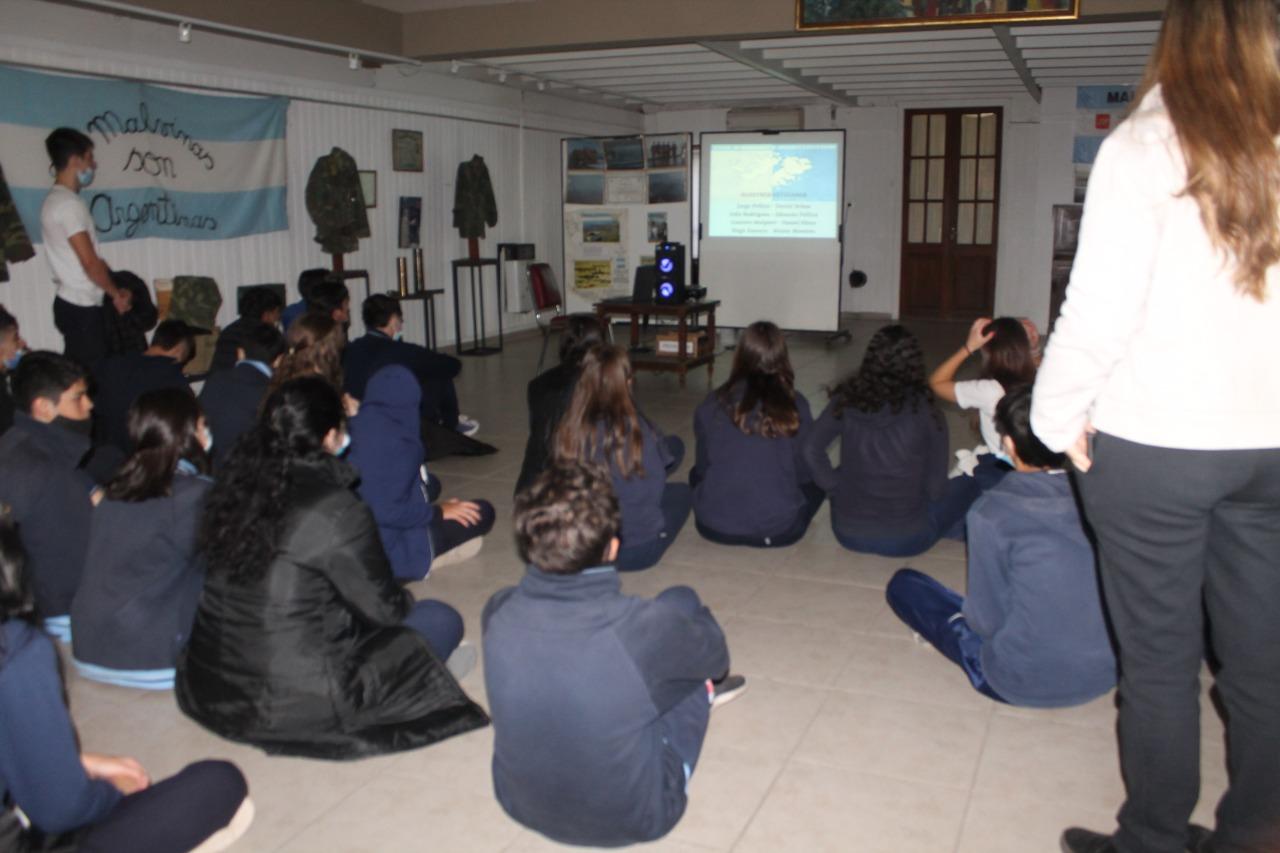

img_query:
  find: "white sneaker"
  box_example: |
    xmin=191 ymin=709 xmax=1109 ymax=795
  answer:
xmin=430 ymin=536 xmax=483 ymax=570
xmin=446 ymin=642 xmax=478 ymax=679
xmin=456 ymin=415 xmax=480 ymax=437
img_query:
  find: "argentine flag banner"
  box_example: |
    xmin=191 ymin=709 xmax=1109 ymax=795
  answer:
xmin=0 ymin=64 xmax=288 ymax=243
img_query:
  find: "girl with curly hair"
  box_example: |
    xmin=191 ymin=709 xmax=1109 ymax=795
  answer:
xmin=689 ymin=321 xmax=824 ymax=547
xmin=176 ymin=377 xmax=487 ymax=759
xmin=802 ymin=325 xmax=979 ymax=557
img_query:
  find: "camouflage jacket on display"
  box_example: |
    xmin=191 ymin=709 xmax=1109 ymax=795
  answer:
xmin=452 ymin=155 xmax=497 ymax=240
xmin=169 ymin=276 xmax=222 ymax=331
xmin=305 ymin=147 xmax=370 ymax=255
xmin=0 ymin=163 xmax=35 ymax=284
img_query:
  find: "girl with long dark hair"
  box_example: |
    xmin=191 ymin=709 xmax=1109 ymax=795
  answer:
xmin=802 ymin=325 xmax=979 ymax=557
xmin=928 ymin=316 xmax=1039 ymax=488
xmin=0 ymin=510 xmax=254 ymax=852
xmin=1036 ymin=2 xmax=1280 ymax=849
xmin=690 ymin=321 xmax=823 ymax=547
xmin=554 ymin=344 xmax=690 ymax=571
xmin=70 ymin=388 xmax=211 ymax=688
xmin=176 ymin=377 xmax=487 ymax=759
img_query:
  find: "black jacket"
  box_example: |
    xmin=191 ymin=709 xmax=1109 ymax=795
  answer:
xmin=92 ymin=353 xmax=188 ymax=453
xmin=342 ymin=331 xmax=461 ymax=425
xmin=515 ymin=362 xmax=579 ymax=495
xmin=452 ymin=155 xmax=497 ymax=240
xmin=175 ymin=455 xmax=488 ymax=759
xmin=198 ymin=362 xmax=270 ymax=468
xmin=208 ymin=317 xmax=252 ymax=374
xmin=0 ymin=415 xmax=94 ymax=617
xmin=71 ymin=469 xmax=210 ymax=671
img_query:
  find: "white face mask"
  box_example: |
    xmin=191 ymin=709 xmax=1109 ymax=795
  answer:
xmin=200 ymin=428 xmax=213 ymax=454
xmin=76 ymin=167 xmax=95 ymax=188
xmin=335 ymin=432 xmax=352 ymax=457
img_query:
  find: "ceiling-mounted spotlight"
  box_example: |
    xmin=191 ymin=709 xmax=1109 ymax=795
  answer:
xmin=536 ymin=80 xmax=546 ymax=92
xmin=348 ymin=52 xmax=360 ymax=70
xmin=497 ymin=70 xmax=508 ymax=83
xmin=450 ymin=60 xmax=460 ymax=74
xmin=177 ymin=21 xmax=192 ymax=43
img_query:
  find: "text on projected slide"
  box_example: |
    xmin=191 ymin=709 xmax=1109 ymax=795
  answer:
xmin=707 ymin=143 xmax=839 ymax=239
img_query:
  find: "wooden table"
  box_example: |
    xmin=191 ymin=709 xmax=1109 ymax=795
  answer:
xmin=594 ymin=299 xmax=720 ymax=388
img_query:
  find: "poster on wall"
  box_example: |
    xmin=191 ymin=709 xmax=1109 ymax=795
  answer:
xmin=567 ymin=209 xmax=629 ymax=290
xmin=1073 ymin=84 xmax=1134 ymax=203
xmin=0 ymin=64 xmax=288 ymax=243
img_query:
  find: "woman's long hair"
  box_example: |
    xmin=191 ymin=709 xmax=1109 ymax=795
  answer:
xmin=717 ymin=320 xmax=800 ymax=438
xmin=104 ymin=388 xmax=208 ymax=502
xmin=829 ymin=325 xmax=933 ymax=417
xmin=558 ymin=313 xmax=606 ymax=369
xmin=197 ymin=377 xmax=345 ymax=580
xmin=979 ymin=317 xmax=1037 ymax=392
xmin=554 ymin=344 xmax=645 ymax=478
xmin=270 ymin=311 xmax=344 ymax=393
xmin=1136 ymin=0 xmax=1280 ymax=300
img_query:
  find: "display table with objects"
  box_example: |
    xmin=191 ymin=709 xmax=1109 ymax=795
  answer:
xmin=593 ymin=299 xmax=720 ymax=388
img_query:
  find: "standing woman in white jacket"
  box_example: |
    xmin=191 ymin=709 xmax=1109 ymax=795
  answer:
xmin=1033 ymin=2 xmax=1280 ymax=852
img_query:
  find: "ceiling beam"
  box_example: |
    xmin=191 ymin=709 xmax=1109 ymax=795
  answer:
xmin=697 ymin=39 xmax=856 ymax=107
xmin=992 ymin=24 xmax=1041 ymax=103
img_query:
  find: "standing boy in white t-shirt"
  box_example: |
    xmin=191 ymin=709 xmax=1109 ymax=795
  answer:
xmin=40 ymin=128 xmax=130 ymax=368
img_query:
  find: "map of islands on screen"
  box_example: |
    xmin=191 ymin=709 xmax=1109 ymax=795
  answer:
xmin=707 ymin=142 xmax=840 ymax=239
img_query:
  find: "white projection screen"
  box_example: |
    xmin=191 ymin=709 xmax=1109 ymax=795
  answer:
xmin=698 ymin=130 xmax=846 ymax=331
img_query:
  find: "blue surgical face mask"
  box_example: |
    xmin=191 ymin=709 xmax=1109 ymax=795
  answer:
xmin=3 ymin=349 xmax=23 ymax=371
xmin=336 ymin=432 xmax=352 ymax=457
xmin=393 ymin=332 xmax=404 ymax=342
xmin=200 ymin=429 xmax=213 ymax=454
xmin=76 ymin=168 xmax=95 ymax=188
xmin=993 ymin=448 xmax=1014 ymax=467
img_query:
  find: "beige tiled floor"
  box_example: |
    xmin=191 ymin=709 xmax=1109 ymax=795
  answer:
xmin=65 ymin=318 xmax=1229 ymax=852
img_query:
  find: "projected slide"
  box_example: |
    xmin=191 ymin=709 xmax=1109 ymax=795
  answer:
xmin=707 ymin=142 xmax=840 ymax=239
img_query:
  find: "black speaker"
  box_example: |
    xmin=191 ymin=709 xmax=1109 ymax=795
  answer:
xmin=655 ymin=242 xmax=686 ymax=304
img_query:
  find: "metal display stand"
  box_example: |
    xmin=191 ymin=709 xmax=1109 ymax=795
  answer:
xmin=337 ymin=269 xmax=371 ymax=300
xmin=451 ymin=258 xmax=502 ymax=356
xmin=398 ymin=288 xmax=444 ymax=351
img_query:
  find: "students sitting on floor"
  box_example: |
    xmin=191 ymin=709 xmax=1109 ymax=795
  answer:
xmin=270 ymin=311 xmax=357 ymax=416
xmin=928 ymin=316 xmax=1039 ymax=489
xmin=515 ymin=313 xmax=605 ymax=495
xmin=176 ymin=377 xmax=488 ymax=759
xmin=305 ymin=279 xmax=351 ymax=339
xmin=0 ymin=304 xmax=27 ymax=436
xmin=198 ymin=322 xmax=285 ymax=468
xmin=209 ymin=285 xmax=284 ymax=374
xmin=885 ymin=384 xmax=1116 ymax=706
xmin=71 ymin=388 xmax=213 ymax=689
xmin=802 ymin=325 xmax=980 ymax=558
xmin=554 ymin=344 xmax=690 ymax=571
xmin=348 ymin=365 xmax=494 ymax=580
xmin=0 ymin=352 xmax=95 ymax=637
xmin=280 ymin=267 xmax=328 ymax=331
xmin=483 ymin=460 xmax=744 ymax=848
xmin=690 ymin=320 xmax=823 ymax=548
xmin=0 ymin=511 xmax=254 ymax=853
xmin=93 ymin=319 xmax=197 ymax=454
xmin=343 ymin=293 xmax=479 ymax=438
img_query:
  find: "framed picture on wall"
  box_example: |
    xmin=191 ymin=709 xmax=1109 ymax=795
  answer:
xmin=392 ymin=129 xmax=424 ymax=172
xmin=358 ymin=170 xmax=377 ymax=208
xmin=796 ymin=0 xmax=1079 ymax=31
xmin=398 ymin=196 xmax=422 ymax=248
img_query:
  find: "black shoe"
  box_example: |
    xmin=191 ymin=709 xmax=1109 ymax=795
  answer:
xmin=1186 ymin=824 xmax=1214 ymax=853
xmin=711 ymin=674 xmax=747 ymax=709
xmin=1060 ymin=828 xmax=1117 ymax=853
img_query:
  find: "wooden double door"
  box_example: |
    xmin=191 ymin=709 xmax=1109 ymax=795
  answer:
xmin=900 ymin=107 xmax=1002 ymax=319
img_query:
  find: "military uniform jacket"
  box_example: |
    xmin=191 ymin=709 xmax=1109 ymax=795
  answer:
xmin=452 ymin=155 xmax=497 ymax=239
xmin=305 ymin=148 xmax=370 ymax=255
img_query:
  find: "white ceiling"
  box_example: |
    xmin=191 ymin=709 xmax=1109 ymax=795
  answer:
xmin=453 ymin=19 xmax=1158 ymax=111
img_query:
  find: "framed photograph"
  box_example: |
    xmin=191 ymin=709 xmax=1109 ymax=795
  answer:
xmin=796 ymin=0 xmax=1079 ymax=31
xmin=602 ymin=137 xmax=644 ymax=171
xmin=358 ymin=170 xmax=377 ymax=208
xmin=1052 ymin=204 xmax=1082 ymax=257
xmin=648 ymin=169 xmax=687 ymax=205
xmin=392 ymin=129 xmax=424 ymax=172
xmin=565 ymin=173 xmax=605 ymax=206
xmin=566 ymin=138 xmax=606 ymax=170
xmin=398 ymin=196 xmax=422 ymax=249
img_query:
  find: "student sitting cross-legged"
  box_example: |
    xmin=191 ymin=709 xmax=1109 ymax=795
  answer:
xmin=554 ymin=344 xmax=690 ymax=571
xmin=885 ymin=384 xmax=1117 ymax=707
xmin=690 ymin=320 xmax=824 ymax=548
xmin=483 ymin=460 xmax=745 ymax=848
xmin=347 ymin=365 xmax=495 ymax=580
xmin=198 ymin=321 xmax=285 ymax=469
xmin=0 ymin=511 xmax=255 ymax=853
xmin=802 ymin=325 xmax=980 ymax=558
xmin=71 ymin=388 xmax=213 ymax=689
xmin=176 ymin=377 xmax=488 ymax=759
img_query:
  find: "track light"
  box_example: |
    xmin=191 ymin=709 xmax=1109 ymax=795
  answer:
xmin=177 ymin=21 xmax=192 ymax=43
xmin=450 ymin=60 xmax=460 ymax=74
xmin=348 ymin=52 xmax=360 ymax=70
xmin=497 ymin=70 xmax=508 ymax=83
xmin=536 ymin=80 xmax=546 ymax=91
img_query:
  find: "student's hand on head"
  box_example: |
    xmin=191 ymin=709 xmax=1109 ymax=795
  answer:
xmin=439 ymin=499 xmax=483 ymax=527
xmin=81 ymin=752 xmax=150 ymax=795
xmin=965 ymin=317 xmax=995 ymax=354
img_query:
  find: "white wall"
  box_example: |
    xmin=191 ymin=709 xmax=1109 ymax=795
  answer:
xmin=645 ymin=89 xmax=1086 ymax=331
xmin=0 ymin=0 xmax=643 ymax=351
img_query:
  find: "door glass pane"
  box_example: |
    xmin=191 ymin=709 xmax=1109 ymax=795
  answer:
xmin=957 ymin=202 xmax=975 ymax=245
xmin=927 ymin=202 xmax=944 ymax=243
xmin=960 ymin=114 xmax=978 ymax=157
xmin=908 ymin=202 xmax=924 ymax=243
xmin=927 ymin=159 xmax=945 ymax=200
xmin=976 ymin=202 xmax=994 ymax=244
xmin=979 ymin=112 xmax=997 ymax=156
xmin=911 ymin=115 xmax=928 ymax=157
xmin=928 ymin=114 xmax=946 ymax=157
xmin=978 ymin=159 xmax=996 ymax=200
xmin=909 ymin=159 xmax=925 ymax=199
xmin=958 ymin=159 xmax=976 ymax=201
